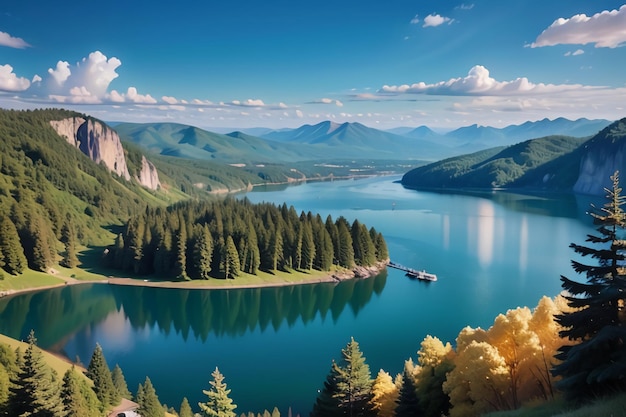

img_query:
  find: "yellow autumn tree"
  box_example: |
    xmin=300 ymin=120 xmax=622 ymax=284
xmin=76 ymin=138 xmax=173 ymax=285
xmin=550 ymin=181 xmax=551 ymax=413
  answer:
xmin=416 ymin=335 xmax=454 ymax=417
xmin=369 ymin=369 xmax=398 ymax=417
xmin=443 ymin=340 xmax=509 ymax=417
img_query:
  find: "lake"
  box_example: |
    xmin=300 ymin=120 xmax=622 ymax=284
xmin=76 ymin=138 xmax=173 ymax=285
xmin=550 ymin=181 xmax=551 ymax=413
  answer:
xmin=0 ymin=176 xmax=598 ymax=415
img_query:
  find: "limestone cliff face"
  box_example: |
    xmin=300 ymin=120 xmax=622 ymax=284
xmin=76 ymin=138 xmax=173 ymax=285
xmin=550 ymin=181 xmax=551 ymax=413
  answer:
xmin=137 ymin=155 xmax=161 ymax=190
xmin=51 ymin=117 xmax=131 ymax=181
xmin=573 ymin=119 xmax=626 ymax=195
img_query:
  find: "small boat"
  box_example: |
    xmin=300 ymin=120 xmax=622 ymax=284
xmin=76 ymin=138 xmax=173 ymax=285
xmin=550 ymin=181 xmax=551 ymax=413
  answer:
xmin=405 ymin=269 xmax=437 ymax=282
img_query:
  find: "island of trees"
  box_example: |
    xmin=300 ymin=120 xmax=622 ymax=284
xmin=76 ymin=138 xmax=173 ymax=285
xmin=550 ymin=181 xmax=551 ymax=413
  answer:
xmin=104 ymin=197 xmax=388 ymax=280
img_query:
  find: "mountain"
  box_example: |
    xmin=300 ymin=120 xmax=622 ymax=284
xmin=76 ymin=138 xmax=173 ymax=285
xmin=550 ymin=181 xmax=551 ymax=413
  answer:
xmin=401 ymin=118 xmax=626 ymax=195
xmin=443 ymin=117 xmax=611 ymax=151
xmin=261 ymin=121 xmax=448 ymax=159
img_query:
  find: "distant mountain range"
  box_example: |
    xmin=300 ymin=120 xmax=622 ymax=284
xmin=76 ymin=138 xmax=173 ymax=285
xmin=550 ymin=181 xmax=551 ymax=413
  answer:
xmin=401 ymin=117 xmax=626 ymax=195
xmin=115 ymin=117 xmax=611 ymax=164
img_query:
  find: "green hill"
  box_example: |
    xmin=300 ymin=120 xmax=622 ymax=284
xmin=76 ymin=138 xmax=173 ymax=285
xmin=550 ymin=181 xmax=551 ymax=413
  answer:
xmin=401 ymin=135 xmax=587 ymax=190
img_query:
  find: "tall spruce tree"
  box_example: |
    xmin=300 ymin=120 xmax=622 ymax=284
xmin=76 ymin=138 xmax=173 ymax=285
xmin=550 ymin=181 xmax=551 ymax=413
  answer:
xmin=194 ymin=225 xmax=213 ymax=279
xmin=311 ymin=338 xmax=375 ymax=417
xmin=136 ymin=376 xmax=164 ymax=417
xmin=224 ymin=236 xmax=240 ymax=279
xmin=86 ymin=343 xmax=119 ymax=408
xmin=552 ymin=171 xmax=626 ymax=401
xmin=60 ymin=366 xmax=102 ymax=417
xmin=8 ymin=330 xmax=62 ymax=417
xmin=179 ymin=396 xmax=194 ymax=417
xmin=198 ymin=367 xmax=237 ymax=417
xmin=60 ymin=217 xmax=79 ymax=268
xmin=0 ymin=215 xmax=27 ymax=274
xmin=111 ymin=363 xmax=132 ymax=400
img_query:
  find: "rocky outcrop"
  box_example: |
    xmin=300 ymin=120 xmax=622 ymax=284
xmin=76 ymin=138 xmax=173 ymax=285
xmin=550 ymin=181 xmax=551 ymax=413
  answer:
xmin=137 ymin=155 xmax=161 ymax=190
xmin=50 ymin=117 xmax=131 ymax=181
xmin=573 ymin=119 xmax=626 ymax=195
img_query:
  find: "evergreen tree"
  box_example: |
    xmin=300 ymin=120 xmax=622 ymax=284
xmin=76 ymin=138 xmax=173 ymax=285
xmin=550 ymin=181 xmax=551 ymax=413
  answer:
xmin=336 ymin=219 xmax=355 ymax=268
xmin=179 ymin=396 xmax=194 ymax=417
xmin=86 ymin=343 xmax=119 ymax=408
xmin=193 ymin=225 xmax=213 ymax=279
xmin=0 ymin=215 xmax=27 ymax=274
xmin=311 ymin=360 xmax=342 ymax=417
xmin=60 ymin=216 xmax=79 ymax=268
xmin=395 ymin=365 xmax=421 ymax=417
xmin=371 ymin=228 xmax=388 ymax=262
xmin=552 ymin=171 xmax=626 ymax=401
xmin=174 ymin=224 xmax=189 ymax=280
xmin=8 ymin=330 xmax=63 ymax=417
xmin=334 ymin=337 xmax=375 ymax=417
xmin=136 ymin=377 xmax=164 ymax=417
xmin=60 ymin=366 xmax=102 ymax=417
xmin=224 ymin=236 xmax=240 ymax=279
xmin=199 ymin=367 xmax=237 ymax=417
xmin=301 ymin=222 xmax=315 ymax=271
xmin=312 ymin=338 xmax=374 ymax=417
xmin=111 ymin=363 xmax=132 ymax=400
xmin=113 ymin=233 xmax=125 ymax=270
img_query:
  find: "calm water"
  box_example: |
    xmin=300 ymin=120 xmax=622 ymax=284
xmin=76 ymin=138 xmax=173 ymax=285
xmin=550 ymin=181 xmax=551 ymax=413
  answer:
xmin=0 ymin=176 xmax=598 ymax=415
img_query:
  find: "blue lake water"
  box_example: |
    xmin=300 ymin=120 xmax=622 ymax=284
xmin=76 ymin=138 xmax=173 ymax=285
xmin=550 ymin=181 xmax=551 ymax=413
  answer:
xmin=0 ymin=176 xmax=598 ymax=415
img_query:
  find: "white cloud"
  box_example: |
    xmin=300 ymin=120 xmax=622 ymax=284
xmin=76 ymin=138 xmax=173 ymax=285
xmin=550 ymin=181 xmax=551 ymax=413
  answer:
xmin=410 ymin=15 xmax=420 ymax=24
xmin=456 ymin=3 xmax=474 ymax=10
xmin=423 ymin=14 xmax=452 ymax=27
xmin=0 ymin=64 xmax=30 ymax=91
xmin=379 ymin=65 xmax=585 ymax=96
xmin=0 ymin=31 xmax=30 ymax=49
xmin=232 ymin=99 xmax=265 ymax=107
xmin=32 ymin=74 xmax=42 ymax=83
xmin=162 ymin=96 xmax=178 ymax=104
xmin=531 ymin=4 xmax=626 ymax=48
xmin=107 ymin=87 xmax=157 ymax=104
xmin=565 ymin=49 xmax=585 ymax=56
xmin=295 ymin=109 xmax=304 ymax=118
xmin=312 ymin=98 xmax=344 ymax=107
xmin=48 ymin=61 xmax=71 ymax=85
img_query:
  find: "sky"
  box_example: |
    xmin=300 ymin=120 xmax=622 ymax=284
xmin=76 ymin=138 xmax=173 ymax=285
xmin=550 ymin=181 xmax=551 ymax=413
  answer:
xmin=0 ymin=0 xmax=625 ymax=130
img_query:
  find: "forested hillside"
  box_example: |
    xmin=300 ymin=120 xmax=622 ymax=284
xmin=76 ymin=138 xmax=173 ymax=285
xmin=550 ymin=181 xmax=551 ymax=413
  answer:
xmin=0 ymin=109 xmax=189 ymax=278
xmin=401 ymin=135 xmax=587 ymax=190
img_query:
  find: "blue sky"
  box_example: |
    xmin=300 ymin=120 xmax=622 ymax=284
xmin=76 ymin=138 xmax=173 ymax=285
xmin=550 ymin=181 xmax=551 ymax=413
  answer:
xmin=0 ymin=0 xmax=625 ymax=130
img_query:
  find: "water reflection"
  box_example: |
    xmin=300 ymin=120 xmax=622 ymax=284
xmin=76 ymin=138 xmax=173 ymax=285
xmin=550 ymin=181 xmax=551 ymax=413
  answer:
xmin=0 ymin=272 xmax=387 ymax=352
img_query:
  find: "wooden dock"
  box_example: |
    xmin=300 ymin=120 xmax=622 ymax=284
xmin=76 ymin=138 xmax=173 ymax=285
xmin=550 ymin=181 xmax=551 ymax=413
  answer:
xmin=388 ymin=261 xmax=437 ymax=282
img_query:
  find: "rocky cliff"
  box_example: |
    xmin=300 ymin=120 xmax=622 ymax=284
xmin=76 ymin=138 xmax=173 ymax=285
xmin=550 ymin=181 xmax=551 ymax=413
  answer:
xmin=51 ymin=117 xmax=131 ymax=181
xmin=137 ymin=155 xmax=161 ymax=190
xmin=573 ymin=119 xmax=626 ymax=195
xmin=51 ymin=117 xmax=162 ymax=189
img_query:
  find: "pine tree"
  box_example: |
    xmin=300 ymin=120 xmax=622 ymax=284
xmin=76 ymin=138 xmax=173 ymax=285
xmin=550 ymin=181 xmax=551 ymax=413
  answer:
xmin=0 ymin=215 xmax=27 ymax=274
xmin=136 ymin=377 xmax=164 ymax=417
xmin=8 ymin=330 xmax=63 ymax=417
xmin=174 ymin=224 xmax=189 ymax=280
xmin=198 ymin=367 xmax=237 ymax=417
xmin=86 ymin=343 xmax=119 ymax=408
xmin=552 ymin=171 xmax=626 ymax=401
xmin=111 ymin=363 xmax=132 ymax=400
xmin=312 ymin=338 xmax=374 ymax=417
xmin=336 ymin=219 xmax=355 ymax=268
xmin=60 ymin=216 xmax=79 ymax=268
xmin=311 ymin=360 xmax=342 ymax=417
xmin=179 ymin=397 xmax=194 ymax=417
xmin=334 ymin=338 xmax=375 ymax=417
xmin=224 ymin=236 xmax=240 ymax=279
xmin=301 ymin=222 xmax=315 ymax=271
xmin=60 ymin=366 xmax=102 ymax=417
xmin=395 ymin=365 xmax=421 ymax=417
xmin=193 ymin=225 xmax=213 ymax=280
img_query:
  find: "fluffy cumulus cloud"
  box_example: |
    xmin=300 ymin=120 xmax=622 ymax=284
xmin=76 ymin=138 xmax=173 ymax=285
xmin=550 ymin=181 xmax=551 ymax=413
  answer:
xmin=531 ymin=4 xmax=626 ymax=48
xmin=379 ymin=65 xmax=584 ymax=96
xmin=107 ymin=87 xmax=157 ymax=104
xmin=0 ymin=64 xmax=31 ymax=91
xmin=0 ymin=31 xmax=31 ymax=49
xmin=46 ymin=51 xmax=121 ymax=102
xmin=231 ymin=99 xmax=265 ymax=107
xmin=564 ymin=49 xmax=585 ymax=56
xmin=423 ymin=14 xmax=452 ymax=27
xmin=312 ymin=98 xmax=344 ymax=107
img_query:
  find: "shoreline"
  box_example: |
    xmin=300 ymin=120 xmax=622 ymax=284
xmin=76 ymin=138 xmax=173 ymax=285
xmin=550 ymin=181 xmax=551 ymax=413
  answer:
xmin=0 ymin=261 xmax=389 ymax=298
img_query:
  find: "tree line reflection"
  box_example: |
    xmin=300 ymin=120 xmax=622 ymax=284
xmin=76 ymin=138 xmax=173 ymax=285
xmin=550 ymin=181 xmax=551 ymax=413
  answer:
xmin=0 ymin=272 xmax=387 ymax=348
